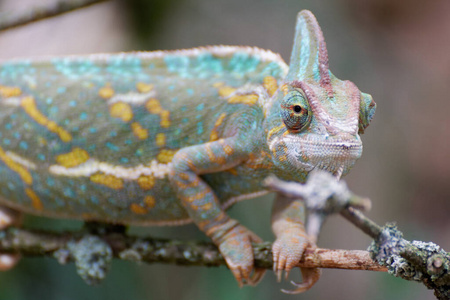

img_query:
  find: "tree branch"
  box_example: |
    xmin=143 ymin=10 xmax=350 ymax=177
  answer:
xmin=0 ymin=226 xmax=386 ymax=284
xmin=0 ymin=0 xmax=108 ymax=31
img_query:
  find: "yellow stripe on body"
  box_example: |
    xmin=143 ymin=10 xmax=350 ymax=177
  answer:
xmin=209 ymin=113 xmax=227 ymax=142
xmin=20 ymin=96 xmax=72 ymax=142
xmin=227 ymin=94 xmax=259 ymax=105
xmin=267 ymin=124 xmax=286 ymax=141
xmin=0 ymin=85 xmax=22 ymax=98
xmin=25 ymin=188 xmax=43 ymax=211
xmin=0 ymin=146 xmax=33 ymax=185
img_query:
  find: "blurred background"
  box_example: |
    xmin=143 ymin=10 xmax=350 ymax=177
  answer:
xmin=0 ymin=0 xmax=450 ymax=299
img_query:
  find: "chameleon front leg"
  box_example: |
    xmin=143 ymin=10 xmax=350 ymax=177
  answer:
xmin=271 ymin=194 xmax=320 ymax=293
xmin=170 ymin=137 xmax=265 ymax=286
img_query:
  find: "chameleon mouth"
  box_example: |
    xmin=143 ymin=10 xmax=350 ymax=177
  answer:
xmin=289 ymin=140 xmax=362 ymax=176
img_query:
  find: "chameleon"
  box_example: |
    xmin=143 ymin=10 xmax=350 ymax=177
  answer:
xmin=0 ymin=10 xmax=375 ymax=292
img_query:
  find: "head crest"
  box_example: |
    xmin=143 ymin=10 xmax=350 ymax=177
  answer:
xmin=286 ymin=10 xmax=332 ymax=96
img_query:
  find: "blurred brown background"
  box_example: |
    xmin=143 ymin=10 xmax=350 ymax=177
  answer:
xmin=0 ymin=0 xmax=449 ymax=299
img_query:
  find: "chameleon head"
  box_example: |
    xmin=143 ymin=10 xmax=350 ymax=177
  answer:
xmin=265 ymin=10 xmax=376 ymax=178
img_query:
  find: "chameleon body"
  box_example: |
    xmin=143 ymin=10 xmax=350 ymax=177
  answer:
xmin=0 ymin=10 xmax=375 ymax=289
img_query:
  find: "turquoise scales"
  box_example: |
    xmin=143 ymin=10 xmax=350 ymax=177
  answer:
xmin=0 ymin=10 xmax=375 ymax=292
xmin=0 ymin=46 xmax=286 ymax=224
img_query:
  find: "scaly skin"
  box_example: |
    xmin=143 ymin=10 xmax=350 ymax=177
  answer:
xmin=0 ymin=10 xmax=375 ymax=290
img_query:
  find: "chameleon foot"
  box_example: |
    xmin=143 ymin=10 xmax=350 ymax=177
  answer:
xmin=0 ymin=206 xmax=22 ymax=270
xmin=272 ymin=228 xmax=320 ymax=293
xmin=214 ymin=222 xmax=266 ymax=287
xmin=272 ymin=226 xmax=310 ymax=281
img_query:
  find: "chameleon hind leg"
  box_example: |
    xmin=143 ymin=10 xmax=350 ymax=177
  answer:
xmin=271 ymin=194 xmax=320 ymax=293
xmin=0 ymin=206 xmax=22 ymax=270
xmin=170 ymin=137 xmax=265 ymax=286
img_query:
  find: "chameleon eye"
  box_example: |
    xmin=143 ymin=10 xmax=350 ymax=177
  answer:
xmin=358 ymin=92 xmax=376 ymax=134
xmin=280 ymin=89 xmax=312 ymax=132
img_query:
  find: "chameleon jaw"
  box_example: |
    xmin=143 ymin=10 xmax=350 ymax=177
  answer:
xmin=272 ymin=134 xmax=363 ymax=177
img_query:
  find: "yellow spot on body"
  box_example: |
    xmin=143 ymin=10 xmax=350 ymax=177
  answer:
xmin=144 ymin=98 xmax=170 ymax=128
xmin=209 ymin=132 xmax=218 ymax=142
xmin=55 ymin=148 xmax=89 ymax=168
xmin=25 ymin=188 xmax=43 ymax=211
xmin=21 ymin=97 xmax=72 ymax=142
xmin=99 ymin=84 xmax=114 ymax=99
xmin=90 ymin=173 xmax=123 ymax=189
xmin=136 ymin=82 xmax=154 ymax=93
xmin=218 ymin=86 xmax=236 ymax=97
xmin=157 ymin=149 xmax=176 ymax=163
xmin=205 ymin=144 xmax=216 ymax=162
xmin=137 ymin=175 xmax=155 ymax=190
xmin=176 ymin=177 xmax=200 ymax=189
xmin=228 ymin=94 xmax=258 ymax=105
xmin=131 ymin=122 xmax=148 ymax=140
xmin=244 ymin=150 xmax=273 ymax=170
xmin=263 ymin=76 xmax=278 ymax=96
xmin=144 ymin=195 xmax=156 ymax=208
xmin=185 ymin=188 xmax=209 ymax=203
xmin=160 ymin=110 xmax=171 ymax=128
xmin=146 ymin=98 xmax=163 ymax=114
xmin=209 ymin=113 xmax=227 ymax=142
xmin=130 ymin=203 xmax=148 ymax=215
xmin=0 ymin=146 xmax=32 ymax=185
xmin=201 ymin=203 xmax=212 ymax=210
xmin=290 ymin=237 xmax=300 ymax=244
xmin=179 ymin=172 xmax=190 ymax=181
xmin=0 ymin=85 xmax=21 ymax=98
xmin=155 ymin=133 xmax=166 ymax=147
xmin=223 ymin=144 xmax=233 ymax=155
xmin=110 ymin=102 xmax=133 ymax=122
xmin=281 ymin=84 xmax=289 ymax=96
xmin=37 ymin=137 xmax=47 ymax=146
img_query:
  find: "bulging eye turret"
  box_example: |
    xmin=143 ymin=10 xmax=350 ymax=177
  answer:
xmin=280 ymin=89 xmax=312 ymax=132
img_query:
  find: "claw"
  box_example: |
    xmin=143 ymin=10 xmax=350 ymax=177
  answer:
xmin=284 ymin=268 xmax=291 ymax=280
xmin=248 ymin=268 xmax=265 ymax=286
xmin=229 ymin=265 xmax=244 ymax=288
xmin=273 ymin=255 xmax=278 ymax=273
xmin=281 ymin=267 xmax=321 ymax=294
xmin=276 ymin=269 xmax=282 ymax=282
